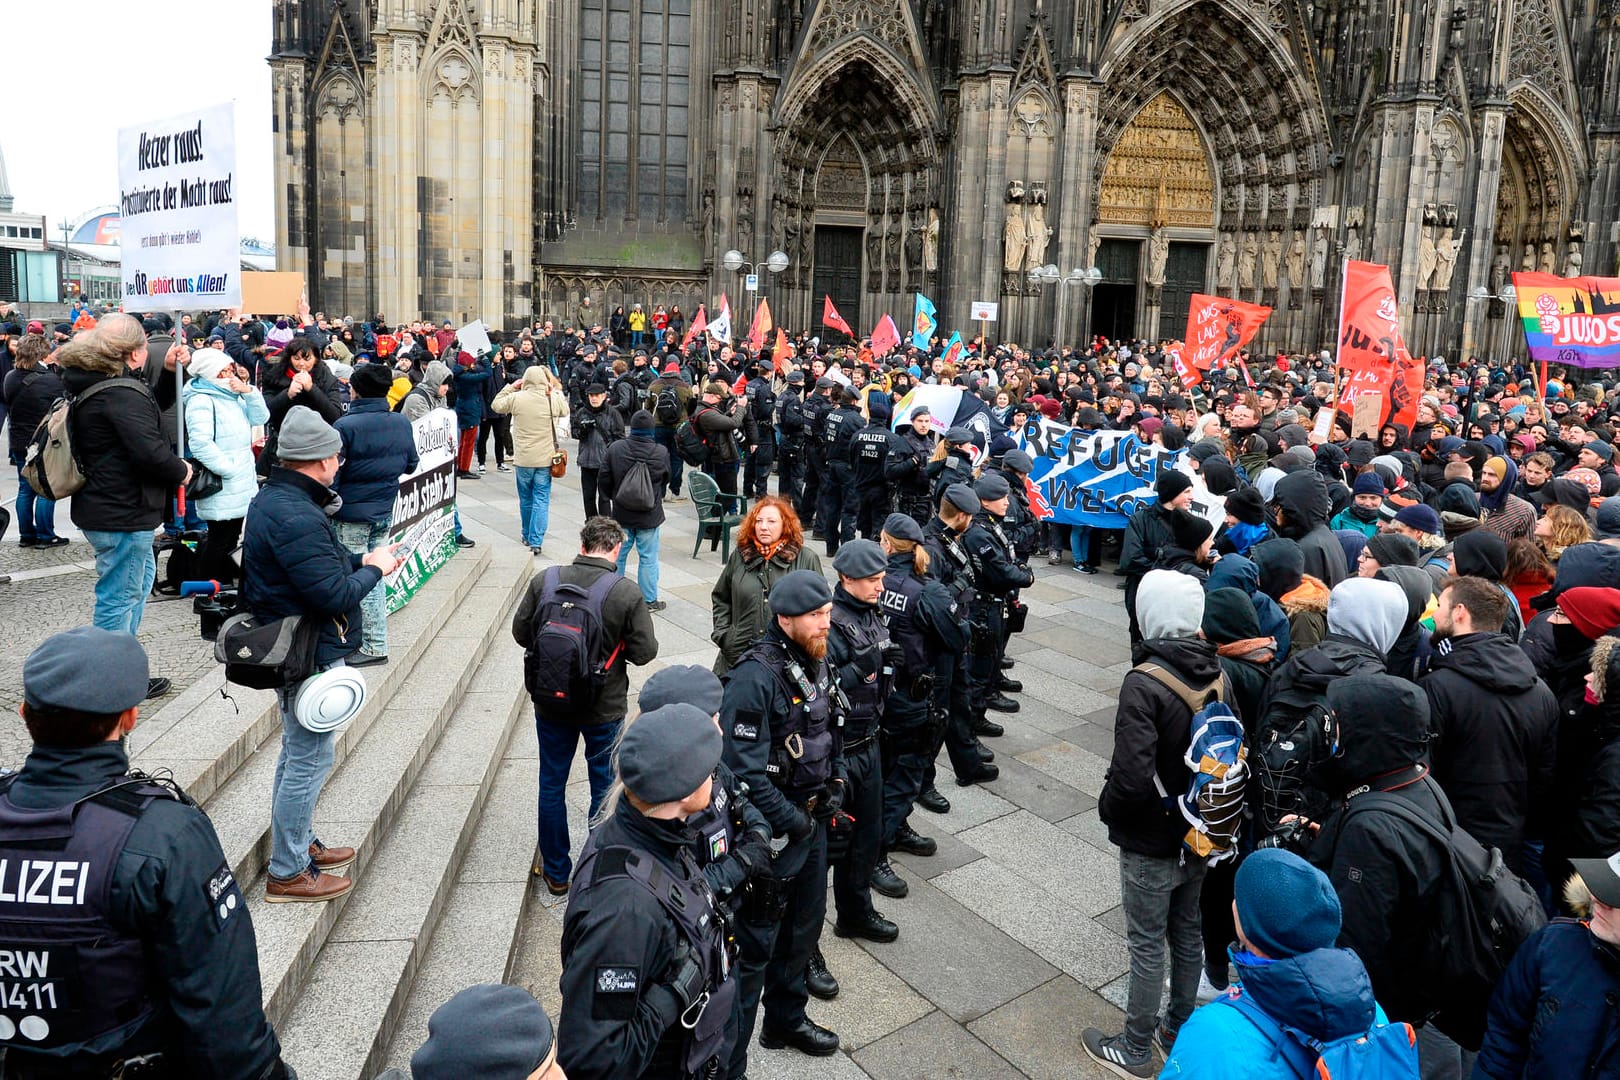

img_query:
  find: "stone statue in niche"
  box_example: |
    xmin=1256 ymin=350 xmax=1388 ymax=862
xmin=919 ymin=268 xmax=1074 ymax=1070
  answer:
xmin=1086 ymin=230 xmax=1101 ymax=271
xmin=1419 ymin=227 xmax=1438 ymax=289
xmin=1521 ymin=243 xmax=1536 ymax=273
xmin=867 ymin=227 xmax=883 ymax=286
xmin=1565 ymin=241 xmax=1583 ymax=277
xmin=1539 ymin=241 xmax=1557 ymax=274
xmin=1026 ymin=201 xmax=1051 ymax=269
xmin=1217 ymin=232 xmax=1236 ymax=288
xmin=1345 ymin=222 xmax=1362 ymax=263
xmin=1287 ymin=230 xmax=1307 ymax=288
xmin=1261 ymin=231 xmax=1282 ymax=290
xmin=736 ymin=192 xmax=754 ymax=253
xmin=701 ymin=191 xmax=715 ymax=255
xmin=1238 ymin=232 xmax=1259 ymax=290
xmin=1147 ymin=228 xmax=1169 ymax=286
xmin=1491 ymin=244 xmax=1511 ymax=293
xmin=905 ymin=212 xmax=923 ymax=268
xmin=885 ymin=227 xmax=902 ymax=290
xmin=924 ymin=208 xmax=940 ymax=272
xmin=1004 ymin=205 xmax=1028 ymax=272
xmin=1311 ymin=227 xmax=1329 ymax=288
xmin=1432 ymin=226 xmax=1464 ymax=291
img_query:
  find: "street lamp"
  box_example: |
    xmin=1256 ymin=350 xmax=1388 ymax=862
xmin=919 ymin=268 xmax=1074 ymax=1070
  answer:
xmin=722 ymin=248 xmax=790 ymax=335
xmin=1468 ymin=283 xmax=1517 ymax=361
xmin=1028 ymin=265 xmax=1102 ymax=346
xmin=58 ymin=218 xmax=74 ymax=303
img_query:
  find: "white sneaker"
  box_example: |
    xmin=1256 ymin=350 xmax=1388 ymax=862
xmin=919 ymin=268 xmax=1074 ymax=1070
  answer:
xmin=478 ymin=463 xmax=487 ymax=473
xmin=1196 ymin=969 xmax=1226 ymax=1005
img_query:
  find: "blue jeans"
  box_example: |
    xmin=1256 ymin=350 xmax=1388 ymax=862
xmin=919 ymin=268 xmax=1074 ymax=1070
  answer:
xmin=1070 ymin=524 xmax=1099 ymax=567
xmin=270 ymin=675 xmax=341 ymax=879
xmin=514 ymin=466 xmax=554 ymax=547
xmin=615 ymin=527 xmax=660 ymax=603
xmin=335 ymin=520 xmax=392 ymax=655
xmin=535 ymin=711 xmax=621 ymax=882
xmin=10 ymin=457 xmax=57 ymax=541
xmin=653 ymin=428 xmax=683 ymax=495
xmin=83 ymin=529 xmax=157 ymax=634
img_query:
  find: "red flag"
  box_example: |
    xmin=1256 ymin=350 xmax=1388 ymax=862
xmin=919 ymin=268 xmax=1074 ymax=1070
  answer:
xmin=747 ymin=297 xmax=773 ymax=351
xmin=1025 ymin=474 xmax=1053 ymax=521
xmin=870 ymin=314 xmax=901 ymax=357
xmin=772 ymin=327 xmax=792 ymax=374
xmin=1182 ymin=294 xmax=1271 ymax=388
xmin=681 ymin=304 xmax=707 ymax=348
xmin=1336 ymin=260 xmax=1421 ymax=430
xmin=732 ymin=372 xmax=749 ymax=395
xmin=823 ymin=295 xmax=853 ymax=337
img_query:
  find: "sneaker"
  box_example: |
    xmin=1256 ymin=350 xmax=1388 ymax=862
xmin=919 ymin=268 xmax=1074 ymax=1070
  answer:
xmin=347 ymin=651 xmax=388 ymax=668
xmin=647 ymin=600 xmax=667 ymax=612
xmin=530 ymin=546 xmax=543 ymax=556
xmin=17 ymin=537 xmax=40 ymax=549
xmin=1047 ymin=550 xmax=1064 ymax=565
xmin=266 ymin=867 xmax=353 ymax=904
xmin=478 ymin=462 xmax=487 ymax=473
xmin=1074 ymin=562 xmax=1097 ymax=575
xmin=39 ymin=536 xmax=69 ymax=548
xmin=1196 ymin=968 xmax=1227 ymax=1005
xmin=497 ymin=464 xmax=512 ymax=472
xmin=144 ymin=678 xmax=171 ymax=700
xmin=1155 ymin=1023 xmax=1177 ymax=1059
xmin=1081 ymin=1029 xmax=1154 ymax=1079
xmin=456 ymin=535 xmax=476 ymax=548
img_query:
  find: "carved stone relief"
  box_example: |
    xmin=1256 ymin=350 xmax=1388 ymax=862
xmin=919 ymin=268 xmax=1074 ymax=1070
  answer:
xmin=1096 ymin=92 xmax=1215 ymax=229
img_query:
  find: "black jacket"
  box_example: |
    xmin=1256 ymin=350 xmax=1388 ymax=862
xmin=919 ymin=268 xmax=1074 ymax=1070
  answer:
xmin=2 ymin=366 xmax=64 ymax=459
xmin=1100 ymin=636 xmax=1227 ymax=857
xmin=1273 ymin=470 xmax=1347 ymax=587
xmin=692 ymin=402 xmax=740 ymax=465
xmin=511 ymin=555 xmax=658 ymax=724
xmin=59 ymin=364 xmax=188 ymax=532
xmin=603 ymin=433 xmax=671 ymax=530
xmin=1421 ymin=632 xmax=1558 ymax=874
xmin=1 ymin=744 xmax=287 ymax=1079
xmin=572 ymin=398 xmax=624 ymax=470
xmin=258 ymin=360 xmax=342 ymax=475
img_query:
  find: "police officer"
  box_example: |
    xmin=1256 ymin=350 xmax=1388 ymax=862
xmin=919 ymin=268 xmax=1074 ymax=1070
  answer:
xmin=818 ymin=387 xmax=864 ymax=555
xmin=776 ymin=370 xmax=807 ymax=502
xmin=849 ymin=397 xmax=898 ymax=539
xmin=798 ymin=378 xmax=836 ymax=533
xmin=719 ymin=571 xmax=845 ymax=1074
xmin=928 ymin=426 xmax=979 ymax=505
xmin=922 ymin=485 xmax=1000 ymax=798
xmin=2 ymin=628 xmax=292 ymax=1079
xmin=886 ymin=406 xmax=937 ymax=527
xmin=826 ymin=540 xmax=900 ymax=945
xmin=964 ymin=473 xmax=1035 ymax=732
xmin=742 ymin=360 xmax=777 ymax=499
xmin=871 ymin=514 xmax=965 ymax=898
xmin=558 ymin=703 xmax=738 ymax=1080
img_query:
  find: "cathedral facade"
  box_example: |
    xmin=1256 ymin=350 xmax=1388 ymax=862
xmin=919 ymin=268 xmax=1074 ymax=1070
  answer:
xmin=270 ymin=0 xmax=1620 ymax=360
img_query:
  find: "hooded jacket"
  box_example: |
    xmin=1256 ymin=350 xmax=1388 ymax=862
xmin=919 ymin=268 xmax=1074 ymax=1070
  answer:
xmin=58 ymin=350 xmax=188 ymax=532
xmin=1421 ymin=632 xmax=1558 ymax=874
xmin=1161 ymin=947 xmax=1382 ymax=1080
xmin=182 ymin=375 xmax=271 ymax=522
xmin=603 ymin=429 xmax=671 ymax=531
xmin=401 ymin=360 xmax=453 ymax=422
xmin=1207 ymin=554 xmax=1291 ymax=659
xmin=1202 ymin=587 xmax=1276 ymax=725
xmin=1545 ymin=638 xmax=1620 ymax=895
xmin=1272 ymin=470 xmax=1348 ymax=588
xmin=1473 ymin=917 xmax=1620 ymax=1080
xmin=490 ymin=367 xmax=570 ymax=468
xmin=1376 ymin=564 xmax=1436 ymax=681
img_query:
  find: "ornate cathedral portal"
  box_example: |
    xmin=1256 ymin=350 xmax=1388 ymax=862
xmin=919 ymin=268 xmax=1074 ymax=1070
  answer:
xmin=273 ymin=0 xmax=1619 ymax=360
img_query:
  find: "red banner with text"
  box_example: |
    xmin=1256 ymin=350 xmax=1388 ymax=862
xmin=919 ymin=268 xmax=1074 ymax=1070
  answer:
xmin=1336 ymin=260 xmax=1421 ymax=432
xmin=1180 ymin=294 xmax=1272 ymax=388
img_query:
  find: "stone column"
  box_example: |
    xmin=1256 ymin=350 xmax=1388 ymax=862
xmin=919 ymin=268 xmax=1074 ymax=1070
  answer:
xmin=269 ymin=62 xmax=309 ymax=286
xmin=1460 ymin=104 xmax=1507 ymax=361
xmin=943 ymin=77 xmax=991 ymax=330
xmin=372 ymin=32 xmax=423 ymax=323
xmin=1054 ymin=78 xmax=1099 ymax=346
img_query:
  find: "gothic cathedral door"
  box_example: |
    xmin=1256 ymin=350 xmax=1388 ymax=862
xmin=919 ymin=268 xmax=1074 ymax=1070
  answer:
xmin=813 ymin=226 xmax=863 ymax=342
xmin=1157 ymin=243 xmax=1210 ymax=341
xmin=1091 ymin=239 xmax=1139 ymax=342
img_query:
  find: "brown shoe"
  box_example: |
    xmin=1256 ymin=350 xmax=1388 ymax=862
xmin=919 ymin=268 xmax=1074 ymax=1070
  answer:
xmin=266 ymin=868 xmax=353 ymax=903
xmin=309 ymin=839 xmax=356 ymax=872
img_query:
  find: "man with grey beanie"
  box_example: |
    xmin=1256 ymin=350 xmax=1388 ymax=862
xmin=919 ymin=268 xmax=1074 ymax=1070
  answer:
xmin=559 ymin=703 xmax=737 ymax=1080
xmin=243 ymin=405 xmax=404 ymax=903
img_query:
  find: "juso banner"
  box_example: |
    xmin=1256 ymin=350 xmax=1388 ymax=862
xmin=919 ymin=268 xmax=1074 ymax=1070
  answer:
xmin=1511 ymin=271 xmax=1620 ymax=369
xmin=118 ymin=102 xmax=241 ymax=312
xmin=1336 ymin=260 xmax=1421 ymax=431
xmin=1016 ymin=418 xmax=1210 ymax=529
xmin=1179 ymin=294 xmax=1272 ymax=389
xmin=385 ymin=410 xmax=459 ymax=613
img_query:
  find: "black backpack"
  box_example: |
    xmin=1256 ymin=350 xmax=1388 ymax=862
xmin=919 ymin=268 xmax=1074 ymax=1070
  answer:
xmin=523 ymin=568 xmax=623 ymax=717
xmin=613 ymin=460 xmax=657 ymax=513
xmin=1338 ymin=780 xmax=1545 ymax=1050
xmin=654 ymin=385 xmax=683 ymax=425
xmin=675 ymin=418 xmax=709 ymax=465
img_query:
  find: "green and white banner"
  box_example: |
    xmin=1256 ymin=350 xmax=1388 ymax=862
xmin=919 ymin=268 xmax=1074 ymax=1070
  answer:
xmin=385 ymin=410 xmax=459 ymax=613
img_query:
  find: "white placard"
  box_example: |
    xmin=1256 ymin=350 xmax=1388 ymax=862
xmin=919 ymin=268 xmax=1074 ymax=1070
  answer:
xmin=970 ymin=301 xmax=999 ymax=322
xmin=745 ymin=273 xmax=759 ymax=291
xmin=118 ymin=102 xmax=241 ymax=312
xmin=457 ymin=318 xmax=492 ymax=357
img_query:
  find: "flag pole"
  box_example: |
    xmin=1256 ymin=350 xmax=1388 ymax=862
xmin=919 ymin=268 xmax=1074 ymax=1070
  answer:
xmin=1331 ymin=257 xmax=1348 ymax=419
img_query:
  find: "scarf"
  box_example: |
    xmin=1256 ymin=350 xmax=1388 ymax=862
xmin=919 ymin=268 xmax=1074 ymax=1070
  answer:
xmin=1217 ymin=638 xmax=1276 ymax=665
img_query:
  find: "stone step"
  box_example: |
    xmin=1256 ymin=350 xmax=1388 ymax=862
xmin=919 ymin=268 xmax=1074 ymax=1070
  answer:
xmin=272 ymin=628 xmax=530 ymax=1080
xmin=236 ymin=543 xmax=529 ymax=1032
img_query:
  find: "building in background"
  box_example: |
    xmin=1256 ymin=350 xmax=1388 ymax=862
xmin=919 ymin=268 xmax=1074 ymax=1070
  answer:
xmin=269 ymin=0 xmax=1620 ymax=361
xmin=0 ymin=143 xmax=58 ymax=306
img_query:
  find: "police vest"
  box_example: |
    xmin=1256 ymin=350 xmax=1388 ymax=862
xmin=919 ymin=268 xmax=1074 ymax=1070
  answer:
xmin=0 ymin=778 xmax=175 ymax=1053
xmin=829 ymin=601 xmax=891 ymax=736
xmin=684 ymin=769 xmax=737 ymax=877
xmin=746 ymin=379 xmax=776 ymax=424
xmin=880 ymin=570 xmax=934 ymax=685
xmin=852 ymin=428 xmax=889 ymax=465
xmin=928 ymin=526 xmax=980 ymax=609
xmin=571 ymin=840 xmax=737 ymax=1078
xmin=736 ymin=638 xmax=838 ymax=799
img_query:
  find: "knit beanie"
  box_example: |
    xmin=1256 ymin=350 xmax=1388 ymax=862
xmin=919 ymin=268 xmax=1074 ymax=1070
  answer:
xmin=1557 ymin=587 xmax=1620 ymax=640
xmin=1156 ymin=469 xmax=1193 ymax=503
xmin=1235 ymin=849 xmax=1343 ymax=958
xmin=1364 ymin=532 xmax=1421 ymax=568
xmin=1225 ymin=487 xmax=1267 ymax=526
xmin=1167 ymin=509 xmax=1214 ymax=552
xmin=1136 ymin=569 xmax=1206 ymax=640
xmin=1352 ymin=472 xmax=1387 ymax=498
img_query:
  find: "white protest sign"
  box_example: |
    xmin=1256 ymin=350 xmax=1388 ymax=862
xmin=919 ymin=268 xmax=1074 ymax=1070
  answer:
xmin=118 ymin=102 xmax=241 ymax=312
xmin=971 ymin=301 xmax=999 ymax=322
xmin=457 ymin=319 xmax=492 ymax=357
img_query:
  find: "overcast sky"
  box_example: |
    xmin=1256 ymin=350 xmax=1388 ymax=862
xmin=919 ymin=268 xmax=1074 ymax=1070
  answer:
xmin=6 ymin=1 xmax=275 ymax=243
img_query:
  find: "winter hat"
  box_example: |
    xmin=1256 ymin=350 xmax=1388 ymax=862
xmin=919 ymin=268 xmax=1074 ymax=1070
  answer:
xmin=868 ymin=394 xmax=892 ymax=421
xmin=1437 ymin=482 xmax=1481 ymax=519
xmin=1136 ymin=569 xmax=1206 ymax=640
xmin=1568 ymin=467 xmax=1605 ymax=498
xmin=1352 ymin=472 xmax=1387 ymax=498
xmin=1393 ymin=503 xmax=1443 ymax=536
xmin=1482 ymin=457 xmax=1510 ymax=486
xmin=617 ymin=704 xmax=722 ymax=804
xmin=1137 ymin=417 xmax=1164 ymax=439
xmin=276 ymin=405 xmax=343 ymax=462
xmin=1235 ymin=849 xmax=1343 ymax=959
xmin=186 ymin=347 xmax=232 ymax=382
xmin=1202 ymin=587 xmax=1261 ymax=645
xmin=637 ymin=664 xmax=723 ymax=717
xmin=1556 ymin=587 xmax=1620 ymax=640
xmin=1587 ymin=440 xmax=1615 ymax=464
xmin=1156 ymin=469 xmax=1193 ymax=503
xmin=1167 ymin=509 xmax=1214 ymax=552
xmin=410 ymin=984 xmax=555 ymax=1080
xmin=351 ymin=363 xmax=395 ymax=399
xmin=630 ymin=409 xmax=656 ymax=432
xmin=1364 ymin=532 xmax=1420 ymax=568
xmin=1453 ymin=530 xmax=1508 ymax=581
xmin=1226 ymin=486 xmax=1267 ymax=526
xmin=1596 ymin=496 xmax=1620 ymax=541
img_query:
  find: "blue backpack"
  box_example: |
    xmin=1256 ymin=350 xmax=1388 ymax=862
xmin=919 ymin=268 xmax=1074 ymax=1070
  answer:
xmin=1223 ymin=991 xmax=1419 ymax=1079
xmin=1135 ymin=662 xmax=1248 ymax=864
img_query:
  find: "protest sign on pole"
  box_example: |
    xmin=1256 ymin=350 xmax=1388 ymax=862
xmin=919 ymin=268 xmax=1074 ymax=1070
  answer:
xmin=1180 ymin=294 xmax=1271 ymax=388
xmin=1510 ymin=271 xmax=1620 ymax=369
xmin=117 ymin=102 xmax=241 ymax=312
xmin=457 ymin=318 xmax=492 ymax=357
xmin=240 ymin=272 xmax=304 ymax=317
xmin=385 ymin=410 xmax=460 ymax=613
xmin=1335 ymin=260 xmax=1421 ymax=431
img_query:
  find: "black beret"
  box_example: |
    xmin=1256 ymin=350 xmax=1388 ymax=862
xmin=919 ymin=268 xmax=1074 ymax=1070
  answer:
xmin=1001 ymin=449 xmax=1034 ymax=474
xmin=638 ymin=664 xmax=723 ymax=716
xmin=974 ymin=472 xmax=1012 ymax=500
xmin=943 ymin=483 xmax=981 ymax=514
xmin=832 ymin=539 xmax=888 ymax=578
xmin=24 ymin=627 xmax=149 ymax=715
xmin=618 ymin=704 xmax=721 ymax=803
xmin=769 ymin=569 xmax=834 ymax=616
xmin=882 ymin=513 xmax=924 ymax=542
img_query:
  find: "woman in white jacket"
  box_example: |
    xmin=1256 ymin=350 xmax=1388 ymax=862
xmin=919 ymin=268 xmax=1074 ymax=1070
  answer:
xmin=183 ymin=347 xmax=270 ymax=584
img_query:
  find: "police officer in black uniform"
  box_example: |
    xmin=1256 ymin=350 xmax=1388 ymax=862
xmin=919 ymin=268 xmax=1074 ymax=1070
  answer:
xmin=719 ymin=571 xmax=845 ymax=1075
xmin=922 ymin=485 xmax=1000 ymax=799
xmin=798 ymin=378 xmax=836 ymax=534
xmin=817 ymin=387 xmax=864 ymax=555
xmin=826 ymin=540 xmax=900 ymax=945
xmin=1 ymin=627 xmax=292 ymax=1080
xmin=741 ymin=360 xmax=777 ymax=499
xmin=559 ymin=703 xmax=738 ymax=1080
xmin=848 ymin=396 xmax=898 ymax=539
xmin=870 ymin=514 xmax=965 ymax=899
xmin=927 ymin=426 xmax=979 ymax=505
xmin=885 ymin=406 xmax=937 ymax=527
xmin=963 ymin=473 xmax=1035 ymax=732
xmin=776 ymin=371 xmax=807 ymax=503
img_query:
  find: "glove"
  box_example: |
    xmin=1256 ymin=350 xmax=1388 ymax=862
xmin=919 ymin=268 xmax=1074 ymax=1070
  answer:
xmin=852 ymin=648 xmax=882 ymax=680
xmin=784 ymin=806 xmax=815 ymax=842
xmin=732 ymin=830 xmax=773 ymax=879
xmin=813 ymin=781 xmax=846 ymax=822
xmin=663 ymin=940 xmax=706 ymax=1012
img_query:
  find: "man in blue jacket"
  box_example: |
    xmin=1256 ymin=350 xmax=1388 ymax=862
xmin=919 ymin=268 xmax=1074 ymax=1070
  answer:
xmin=243 ymin=405 xmax=403 ymax=903
xmin=334 ymin=363 xmax=420 ymax=665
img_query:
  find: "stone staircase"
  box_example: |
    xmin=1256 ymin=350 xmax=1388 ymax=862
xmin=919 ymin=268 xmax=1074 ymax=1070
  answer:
xmin=129 ymin=537 xmax=538 ymax=1080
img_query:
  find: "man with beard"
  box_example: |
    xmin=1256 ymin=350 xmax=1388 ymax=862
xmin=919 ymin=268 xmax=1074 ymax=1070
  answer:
xmin=1226 ymin=399 xmax=1269 ymax=480
xmin=719 ymin=571 xmax=846 ymax=1074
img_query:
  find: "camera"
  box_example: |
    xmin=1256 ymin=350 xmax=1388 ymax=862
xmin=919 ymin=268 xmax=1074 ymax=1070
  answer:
xmin=1257 ymin=816 xmax=1315 ymax=855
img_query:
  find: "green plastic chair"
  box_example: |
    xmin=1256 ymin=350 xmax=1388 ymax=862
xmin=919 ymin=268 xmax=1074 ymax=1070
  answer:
xmin=688 ymin=471 xmax=747 ymax=560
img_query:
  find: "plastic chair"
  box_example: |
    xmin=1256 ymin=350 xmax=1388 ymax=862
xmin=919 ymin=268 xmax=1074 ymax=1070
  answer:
xmin=688 ymin=471 xmax=747 ymax=560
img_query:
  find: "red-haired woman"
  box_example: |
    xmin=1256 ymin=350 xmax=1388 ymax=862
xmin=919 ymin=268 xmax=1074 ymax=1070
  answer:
xmin=710 ymin=495 xmax=824 ymax=675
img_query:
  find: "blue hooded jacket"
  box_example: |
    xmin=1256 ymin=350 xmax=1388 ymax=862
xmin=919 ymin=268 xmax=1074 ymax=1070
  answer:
xmin=1208 ymin=554 xmax=1291 ymax=659
xmin=1161 ymin=947 xmax=1384 ymax=1080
